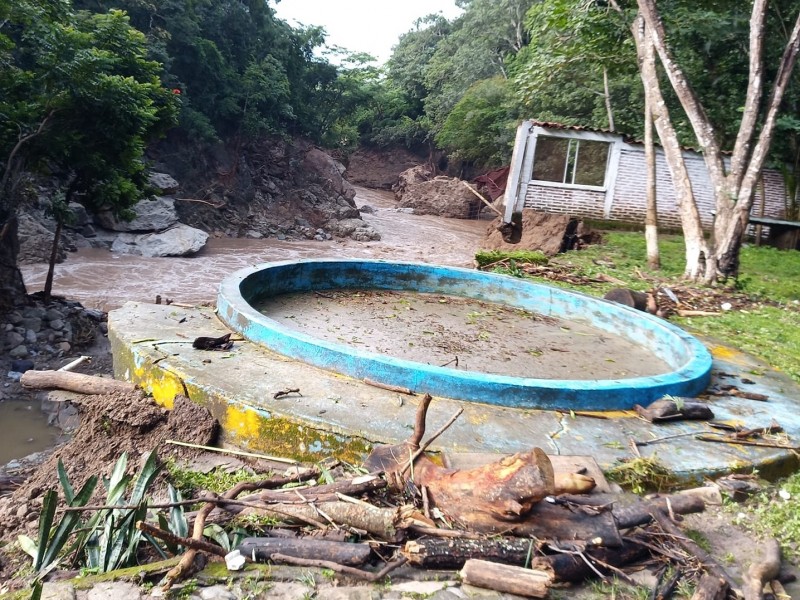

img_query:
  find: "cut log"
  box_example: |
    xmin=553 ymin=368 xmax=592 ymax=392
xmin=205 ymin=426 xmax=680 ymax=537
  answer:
xmin=365 ymin=396 xmax=556 ymax=532
xmin=237 ymin=537 xmax=372 ymax=566
xmin=403 ymin=536 xmax=646 ymax=573
xmin=403 ymin=537 xmax=543 ymax=569
xmin=420 ymin=448 xmax=555 ymax=527
xmin=238 ymin=501 xmax=405 ymax=542
xmin=531 ymin=541 xmax=650 ymax=583
xmin=690 ymin=573 xmax=729 ymax=600
xmin=634 ymin=398 xmax=714 ymax=422
xmin=460 ymin=559 xmax=552 ymax=598
xmin=744 ymin=538 xmax=781 ymax=600
xmin=20 ymin=370 xmax=137 ymax=395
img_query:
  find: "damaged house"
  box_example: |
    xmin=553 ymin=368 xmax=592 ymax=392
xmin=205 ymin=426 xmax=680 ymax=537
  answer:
xmin=501 ymin=121 xmax=796 ymax=247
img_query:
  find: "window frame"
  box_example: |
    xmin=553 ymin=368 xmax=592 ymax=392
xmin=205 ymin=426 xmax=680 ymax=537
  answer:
xmin=529 ymin=132 xmax=613 ymax=192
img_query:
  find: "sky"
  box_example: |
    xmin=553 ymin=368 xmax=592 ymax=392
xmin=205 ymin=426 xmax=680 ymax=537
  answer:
xmin=272 ymin=0 xmax=463 ymax=64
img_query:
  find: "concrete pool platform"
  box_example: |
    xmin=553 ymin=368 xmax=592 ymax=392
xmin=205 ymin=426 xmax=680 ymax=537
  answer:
xmin=109 ymin=302 xmax=800 ymax=483
xmin=217 ymin=260 xmax=712 ymax=410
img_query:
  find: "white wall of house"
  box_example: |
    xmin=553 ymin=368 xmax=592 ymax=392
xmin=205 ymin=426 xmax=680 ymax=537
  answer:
xmin=505 ymin=121 xmax=788 ymax=231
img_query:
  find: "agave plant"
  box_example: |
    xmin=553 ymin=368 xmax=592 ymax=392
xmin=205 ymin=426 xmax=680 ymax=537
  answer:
xmin=19 ymin=449 xmax=165 ymax=577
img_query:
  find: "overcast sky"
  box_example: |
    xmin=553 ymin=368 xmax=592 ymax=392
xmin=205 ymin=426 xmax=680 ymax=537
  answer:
xmin=272 ymin=0 xmax=463 ymax=64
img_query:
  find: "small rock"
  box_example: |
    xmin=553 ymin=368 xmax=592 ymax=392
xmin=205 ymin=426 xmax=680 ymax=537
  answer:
xmin=11 ymin=359 xmax=34 ymax=373
xmin=25 ymin=329 xmax=38 ymax=344
xmin=23 ymin=306 xmax=46 ymax=319
xmin=87 ymin=581 xmax=142 ymax=600
xmin=16 ymin=503 xmax=29 ymax=519
xmin=41 ymin=582 xmax=77 ymax=600
xmin=45 ymin=308 xmax=65 ymax=321
xmin=6 ymin=311 xmax=23 ymax=325
xmin=57 ymin=341 xmax=72 ymax=353
xmin=148 ymin=171 xmax=180 ymax=194
xmin=5 ymin=331 xmax=24 ymax=348
xmin=9 ymin=345 xmax=29 ymax=358
xmin=49 ymin=319 xmax=64 ymax=331
xmin=21 ymin=317 xmax=42 ymax=332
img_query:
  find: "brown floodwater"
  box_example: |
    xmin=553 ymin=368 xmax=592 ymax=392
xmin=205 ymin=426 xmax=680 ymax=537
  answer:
xmin=21 ymin=188 xmax=489 ymax=311
xmin=0 ymin=401 xmax=60 ymax=465
xmin=7 ymin=188 xmax=486 ymax=465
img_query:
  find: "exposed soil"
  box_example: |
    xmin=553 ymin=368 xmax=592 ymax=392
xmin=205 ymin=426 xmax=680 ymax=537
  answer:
xmin=0 ymin=392 xmax=217 ymax=547
xmin=256 ymin=290 xmax=671 ymax=379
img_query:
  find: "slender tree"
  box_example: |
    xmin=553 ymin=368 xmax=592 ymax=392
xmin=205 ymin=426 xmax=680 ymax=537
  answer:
xmin=637 ymin=0 xmax=800 ymax=280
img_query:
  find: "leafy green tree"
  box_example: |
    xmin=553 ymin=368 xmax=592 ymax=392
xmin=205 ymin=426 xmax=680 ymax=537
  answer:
xmin=436 ymin=77 xmax=521 ymax=167
xmin=1 ymin=0 xmax=178 ymax=300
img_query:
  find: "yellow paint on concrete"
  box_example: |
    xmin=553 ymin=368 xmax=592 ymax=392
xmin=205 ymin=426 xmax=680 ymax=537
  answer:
xmin=132 ymin=364 xmax=182 ymax=409
xmin=711 ymin=345 xmax=743 ymax=362
xmin=223 ymin=403 xmax=265 ymax=440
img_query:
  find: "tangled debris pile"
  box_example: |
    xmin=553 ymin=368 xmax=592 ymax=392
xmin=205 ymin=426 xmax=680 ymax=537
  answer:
xmin=0 ymin=375 xmax=792 ymax=599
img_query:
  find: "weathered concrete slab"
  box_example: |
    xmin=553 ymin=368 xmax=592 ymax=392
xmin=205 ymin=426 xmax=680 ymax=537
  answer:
xmin=109 ymin=302 xmax=800 ymax=482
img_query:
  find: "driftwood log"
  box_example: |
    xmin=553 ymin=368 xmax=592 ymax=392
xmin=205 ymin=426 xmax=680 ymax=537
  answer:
xmin=20 ymin=370 xmax=137 ymax=395
xmin=237 ymin=537 xmax=372 ymax=566
xmin=365 ymin=395 xmax=559 ymax=530
xmin=460 ymin=559 xmax=552 ymax=598
xmin=744 ymin=538 xmax=781 ymax=600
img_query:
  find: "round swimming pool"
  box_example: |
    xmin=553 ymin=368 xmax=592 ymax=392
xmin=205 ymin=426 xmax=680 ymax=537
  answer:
xmin=217 ymin=259 xmax=712 ymax=410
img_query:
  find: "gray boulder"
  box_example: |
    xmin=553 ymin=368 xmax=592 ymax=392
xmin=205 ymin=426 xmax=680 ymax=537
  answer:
xmin=96 ymin=197 xmax=179 ymax=232
xmin=16 ymin=213 xmax=64 ymax=264
xmin=111 ymin=224 xmax=208 ymax=257
xmin=148 ymin=171 xmax=180 ymax=195
xmin=328 ymin=218 xmax=381 ymax=241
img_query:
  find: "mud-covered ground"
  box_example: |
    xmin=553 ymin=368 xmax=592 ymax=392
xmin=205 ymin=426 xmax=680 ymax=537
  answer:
xmin=257 ymin=289 xmax=670 ymax=379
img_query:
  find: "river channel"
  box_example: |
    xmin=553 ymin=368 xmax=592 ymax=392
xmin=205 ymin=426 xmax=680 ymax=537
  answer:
xmin=21 ymin=188 xmax=488 ymax=311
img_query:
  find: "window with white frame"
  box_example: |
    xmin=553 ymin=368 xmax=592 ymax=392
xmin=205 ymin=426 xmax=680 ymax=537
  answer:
xmin=531 ymin=135 xmax=611 ymax=188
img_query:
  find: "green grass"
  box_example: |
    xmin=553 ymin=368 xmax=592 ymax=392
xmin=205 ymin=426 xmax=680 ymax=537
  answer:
xmin=491 ymin=231 xmax=800 ymax=384
xmin=731 ymin=470 xmax=800 ymax=561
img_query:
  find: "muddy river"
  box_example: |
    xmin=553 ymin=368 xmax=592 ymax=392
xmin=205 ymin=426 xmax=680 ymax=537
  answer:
xmin=21 ymin=188 xmax=488 ymax=311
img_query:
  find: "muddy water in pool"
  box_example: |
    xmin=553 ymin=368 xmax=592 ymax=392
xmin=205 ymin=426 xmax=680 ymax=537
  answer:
xmin=256 ymin=290 xmax=671 ymax=379
xmin=21 ymin=187 xmax=489 ymax=311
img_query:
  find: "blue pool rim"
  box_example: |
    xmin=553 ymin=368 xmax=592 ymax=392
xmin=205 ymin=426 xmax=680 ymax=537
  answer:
xmin=216 ymin=259 xmax=713 ymax=410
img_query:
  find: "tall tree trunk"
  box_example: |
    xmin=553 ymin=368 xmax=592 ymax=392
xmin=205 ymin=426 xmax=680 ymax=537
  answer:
xmin=632 ymin=15 xmax=708 ymax=279
xmin=603 ymin=67 xmax=615 ymax=132
xmin=638 ymin=0 xmax=800 ymax=279
xmin=0 ymin=214 xmax=27 ymax=311
xmin=643 ymin=46 xmax=659 ymax=271
xmin=43 ymin=219 xmax=62 ymax=303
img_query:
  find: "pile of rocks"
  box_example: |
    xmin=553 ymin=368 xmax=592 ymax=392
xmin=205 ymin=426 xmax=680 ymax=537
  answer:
xmin=1 ymin=299 xmax=104 ymax=367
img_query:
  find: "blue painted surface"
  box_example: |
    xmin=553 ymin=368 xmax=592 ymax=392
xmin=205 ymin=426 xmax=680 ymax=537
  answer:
xmin=217 ymin=259 xmax=713 ymax=410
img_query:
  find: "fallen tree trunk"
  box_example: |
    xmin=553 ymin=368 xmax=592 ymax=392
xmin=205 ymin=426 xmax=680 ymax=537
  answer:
xmin=20 ymin=370 xmax=137 ymax=395
xmin=237 ymin=537 xmax=372 ymax=566
xmin=365 ymin=395 xmax=560 ymax=532
xmin=460 ymin=559 xmax=552 ymax=598
xmin=238 ymin=501 xmax=405 ymax=541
